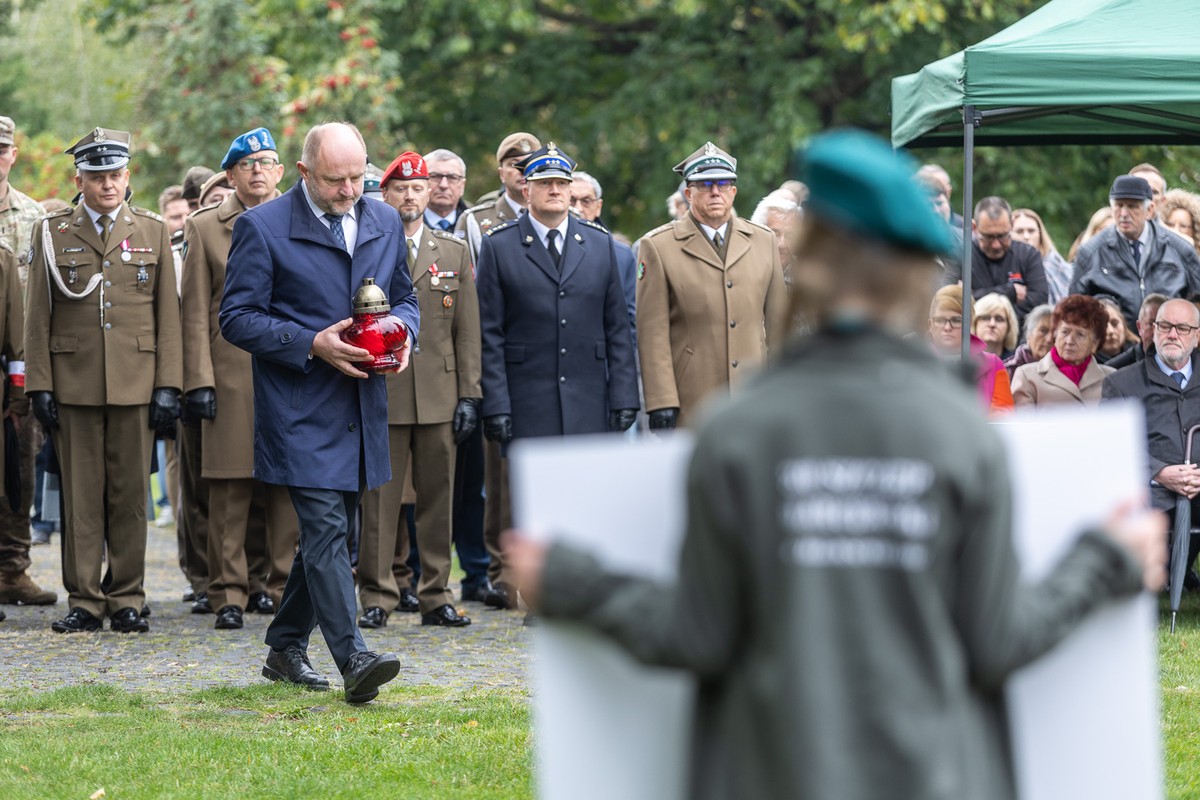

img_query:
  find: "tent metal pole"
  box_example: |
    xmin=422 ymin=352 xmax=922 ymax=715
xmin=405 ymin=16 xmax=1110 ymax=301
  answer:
xmin=961 ymin=105 xmax=981 ymax=360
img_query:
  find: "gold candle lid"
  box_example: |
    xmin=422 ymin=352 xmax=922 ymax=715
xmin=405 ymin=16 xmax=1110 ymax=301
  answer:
xmin=352 ymin=277 xmax=390 ymax=314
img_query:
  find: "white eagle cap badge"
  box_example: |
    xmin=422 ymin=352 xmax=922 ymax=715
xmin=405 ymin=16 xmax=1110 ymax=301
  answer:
xmin=402 ymin=162 xmax=413 ymax=177
xmin=248 ymin=135 xmax=261 ymax=152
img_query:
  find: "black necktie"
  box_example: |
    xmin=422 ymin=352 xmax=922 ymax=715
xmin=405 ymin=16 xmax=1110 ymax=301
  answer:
xmin=1132 ymin=239 xmax=1142 ymax=266
xmin=326 ymin=214 xmax=346 ymax=250
xmin=547 ymin=229 xmax=562 ymax=270
xmin=1172 ymin=371 xmax=1186 ymax=389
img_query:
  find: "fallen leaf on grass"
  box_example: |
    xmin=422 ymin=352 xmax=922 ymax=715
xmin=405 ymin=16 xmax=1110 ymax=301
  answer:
xmin=90 ymin=789 xmax=106 ymax=799
xmin=466 ymin=720 xmax=479 ymax=728
xmin=20 ymin=765 xmax=29 ymax=772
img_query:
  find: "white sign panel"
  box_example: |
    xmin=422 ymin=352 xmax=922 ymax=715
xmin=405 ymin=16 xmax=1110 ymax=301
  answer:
xmin=999 ymin=403 xmax=1162 ymax=800
xmin=509 ymin=434 xmax=695 ymax=800
xmin=514 ymin=406 xmax=1162 ymax=800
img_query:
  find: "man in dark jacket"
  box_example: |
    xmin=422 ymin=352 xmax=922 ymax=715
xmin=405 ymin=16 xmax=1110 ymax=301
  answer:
xmin=1102 ymin=298 xmax=1200 ymax=573
xmin=1072 ymin=175 xmax=1200 ymax=328
xmin=944 ymin=195 xmax=1047 ymax=325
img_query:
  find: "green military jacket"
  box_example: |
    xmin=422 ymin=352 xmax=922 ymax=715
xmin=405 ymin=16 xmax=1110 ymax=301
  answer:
xmin=542 ymin=325 xmax=1142 ymax=800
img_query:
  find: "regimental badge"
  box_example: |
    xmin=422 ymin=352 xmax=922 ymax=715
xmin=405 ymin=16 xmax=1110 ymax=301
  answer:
xmin=704 ymin=142 xmax=716 ymax=156
xmin=480 ymin=218 xmax=493 ymax=231
xmin=525 ymin=235 xmax=533 ymax=244
xmin=638 ymin=261 xmax=646 ymax=281
xmin=94 ymin=127 xmax=106 ymax=141
xmin=67 ymin=267 xmax=77 ymax=285
xmin=137 ymin=266 xmax=149 ymax=285
xmin=442 ymin=295 xmax=454 ymax=309
xmin=574 ymin=233 xmax=582 ymax=242
xmin=248 ymin=135 xmax=261 ymax=152
xmin=57 ymin=221 xmax=69 ymax=233
xmin=401 ymin=161 xmax=413 ymax=177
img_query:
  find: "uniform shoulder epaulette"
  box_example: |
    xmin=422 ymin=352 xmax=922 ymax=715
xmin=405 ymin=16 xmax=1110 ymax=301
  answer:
xmin=432 ymin=228 xmax=466 ymax=246
xmin=485 ymin=219 xmax=519 ymax=237
xmin=190 ymin=203 xmax=219 ymax=220
xmin=579 ymin=218 xmax=609 ymax=233
xmin=130 ymin=205 xmax=164 ymax=222
xmin=40 ymin=207 xmax=72 ymax=224
xmin=463 ymin=198 xmax=498 ymax=217
xmin=743 ymin=218 xmax=774 ymax=234
xmin=643 ymin=220 xmax=676 ymax=239
xmin=0 ymin=240 xmax=12 ymax=254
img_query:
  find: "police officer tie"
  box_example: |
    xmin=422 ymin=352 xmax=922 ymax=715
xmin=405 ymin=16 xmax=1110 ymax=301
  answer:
xmin=407 ymin=237 xmax=418 ymax=266
xmin=1172 ymin=371 xmax=1186 ymax=389
xmin=438 ymin=219 xmax=453 ymax=232
xmin=98 ymin=214 xmax=112 ymax=247
xmin=547 ymin=229 xmax=562 ymax=271
xmin=326 ymin=214 xmax=347 ymax=250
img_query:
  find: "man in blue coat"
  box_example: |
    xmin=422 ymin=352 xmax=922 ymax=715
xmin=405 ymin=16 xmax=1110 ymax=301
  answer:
xmin=220 ymin=122 xmax=420 ymax=704
xmin=476 ymin=143 xmax=638 ymax=607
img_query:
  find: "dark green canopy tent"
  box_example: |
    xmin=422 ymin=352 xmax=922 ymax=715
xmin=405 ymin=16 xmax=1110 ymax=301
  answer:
xmin=890 ymin=0 xmax=1200 ymax=357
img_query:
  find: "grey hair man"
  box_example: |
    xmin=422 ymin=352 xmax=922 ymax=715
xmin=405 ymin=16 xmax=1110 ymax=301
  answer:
xmin=422 ymin=148 xmax=468 ymax=232
xmin=1072 ymin=175 xmax=1200 ymax=328
xmin=570 ymin=170 xmax=635 ymax=335
xmin=750 ymin=191 xmax=801 ymax=279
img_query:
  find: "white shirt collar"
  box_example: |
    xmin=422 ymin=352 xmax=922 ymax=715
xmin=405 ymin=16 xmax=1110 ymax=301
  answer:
xmin=405 ymin=225 xmax=424 ymax=250
xmin=696 ymin=219 xmax=729 ymax=243
xmin=502 ymin=192 xmax=526 ymax=219
xmin=527 ymin=213 xmax=569 ymax=251
xmin=423 ymin=208 xmax=456 ymax=228
xmin=83 ymin=203 xmax=124 ymax=230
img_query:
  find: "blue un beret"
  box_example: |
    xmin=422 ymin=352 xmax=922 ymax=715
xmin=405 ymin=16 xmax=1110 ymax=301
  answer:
xmin=796 ymin=129 xmax=955 ymax=256
xmin=221 ymin=127 xmax=277 ymax=170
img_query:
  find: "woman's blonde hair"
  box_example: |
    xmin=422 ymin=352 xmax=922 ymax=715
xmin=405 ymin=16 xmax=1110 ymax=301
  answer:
xmin=1012 ymin=208 xmax=1058 ymax=259
xmin=974 ymin=292 xmax=1019 ymax=352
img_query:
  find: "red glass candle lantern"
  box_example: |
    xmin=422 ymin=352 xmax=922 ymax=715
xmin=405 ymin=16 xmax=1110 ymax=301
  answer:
xmin=340 ymin=277 xmax=409 ymax=371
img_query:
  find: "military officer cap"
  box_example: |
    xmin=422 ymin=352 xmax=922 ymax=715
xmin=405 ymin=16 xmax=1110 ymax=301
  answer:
xmin=674 ymin=141 xmax=738 ymax=182
xmin=0 ymin=116 xmax=14 ymax=147
xmin=796 ymin=129 xmax=954 ymax=256
xmin=496 ymin=131 xmax=541 ymax=164
xmin=66 ymin=127 xmax=132 ymax=171
xmin=517 ymin=143 xmax=576 ymax=182
xmin=380 ymin=151 xmax=428 ymax=185
xmin=363 ymin=162 xmax=383 ymax=199
xmin=220 ymin=126 xmax=277 ymax=170
xmin=199 ymin=172 xmax=232 ymax=206
xmin=181 ymin=166 xmax=215 ymax=202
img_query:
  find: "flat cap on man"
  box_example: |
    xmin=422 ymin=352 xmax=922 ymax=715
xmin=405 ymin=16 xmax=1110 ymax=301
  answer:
xmin=796 ymin=128 xmax=954 ymax=256
xmin=1109 ymin=174 xmax=1153 ymax=201
xmin=221 ymin=127 xmax=277 ymax=170
xmin=496 ymin=132 xmax=540 ymax=164
xmin=673 ymin=141 xmax=738 ymax=182
xmin=517 ymin=143 xmax=576 ymax=182
xmin=66 ymin=127 xmax=131 ymax=171
xmin=380 ymin=151 xmax=428 ymax=185
xmin=0 ymin=116 xmax=14 ymax=147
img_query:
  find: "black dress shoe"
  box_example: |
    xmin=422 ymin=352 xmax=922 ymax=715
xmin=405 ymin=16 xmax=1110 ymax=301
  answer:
xmin=51 ymin=609 xmax=101 ymax=633
xmin=191 ymin=592 xmax=213 ymax=614
xmin=461 ymin=578 xmax=495 ymax=603
xmin=342 ymin=650 xmax=401 ymax=704
xmin=51 ymin=607 xmax=103 ymax=633
xmin=182 ymin=587 xmax=195 ymax=602
xmin=358 ymin=606 xmax=388 ymax=629
xmin=397 ymin=587 xmax=419 ymax=612
xmin=141 ymin=604 xmax=151 ymax=618
xmin=247 ymin=592 xmax=276 ymax=614
xmin=483 ymin=581 xmax=517 ymax=610
xmin=421 ymin=604 xmax=471 ymax=627
xmin=262 ymin=646 xmax=330 ymax=691
xmin=110 ymin=607 xmax=150 ymax=633
xmin=215 ymin=605 xmax=244 ymax=630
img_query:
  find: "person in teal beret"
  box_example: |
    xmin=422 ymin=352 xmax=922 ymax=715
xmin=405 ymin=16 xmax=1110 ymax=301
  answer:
xmin=506 ymin=129 xmax=1166 ymax=800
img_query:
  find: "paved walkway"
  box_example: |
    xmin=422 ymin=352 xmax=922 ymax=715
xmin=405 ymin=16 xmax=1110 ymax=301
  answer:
xmin=0 ymin=526 xmax=531 ymax=694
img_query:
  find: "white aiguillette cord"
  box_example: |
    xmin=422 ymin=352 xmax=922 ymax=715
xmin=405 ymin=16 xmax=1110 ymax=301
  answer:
xmin=42 ymin=218 xmax=106 ymax=326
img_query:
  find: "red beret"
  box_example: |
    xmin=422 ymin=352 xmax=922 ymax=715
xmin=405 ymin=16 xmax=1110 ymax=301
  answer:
xmin=381 ymin=151 xmax=428 ymax=185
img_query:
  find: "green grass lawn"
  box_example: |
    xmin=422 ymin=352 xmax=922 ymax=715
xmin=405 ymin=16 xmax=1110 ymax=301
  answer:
xmin=0 ymin=683 xmax=532 ymax=800
xmin=1160 ymin=592 xmax=1200 ymax=800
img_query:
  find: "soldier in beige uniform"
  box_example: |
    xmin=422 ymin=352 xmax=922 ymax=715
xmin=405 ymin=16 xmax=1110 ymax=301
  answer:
xmin=359 ymin=151 xmax=481 ymax=628
xmin=455 ymin=132 xmax=539 ymax=608
xmin=181 ymin=128 xmax=299 ymax=631
xmin=637 ymin=142 xmax=788 ymax=429
xmin=0 ymin=115 xmax=56 ymax=607
xmin=26 ymin=128 xmax=182 ymax=633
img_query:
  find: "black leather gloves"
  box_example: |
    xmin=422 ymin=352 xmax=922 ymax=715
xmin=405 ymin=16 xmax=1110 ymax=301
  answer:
xmin=149 ymin=388 xmax=181 ymax=438
xmin=647 ymin=407 xmax=679 ymax=431
xmin=452 ymin=398 xmax=481 ymax=444
xmin=608 ymin=408 xmax=637 ymax=432
xmin=29 ymin=391 xmax=58 ymax=432
xmin=483 ymin=414 xmax=513 ymax=445
xmin=185 ymin=387 xmax=217 ymax=422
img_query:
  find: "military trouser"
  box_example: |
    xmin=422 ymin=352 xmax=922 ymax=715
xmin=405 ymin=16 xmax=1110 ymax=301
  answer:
xmin=177 ymin=420 xmax=209 ymax=593
xmin=0 ymin=412 xmax=38 ymax=574
xmin=206 ymin=477 xmax=298 ymax=610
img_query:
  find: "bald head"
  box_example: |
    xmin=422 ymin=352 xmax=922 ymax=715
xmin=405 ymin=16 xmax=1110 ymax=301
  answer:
xmin=298 ymin=122 xmax=367 ymax=216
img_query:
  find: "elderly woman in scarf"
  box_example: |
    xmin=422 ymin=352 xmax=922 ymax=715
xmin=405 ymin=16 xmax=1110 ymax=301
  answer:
xmin=1011 ymin=294 xmax=1114 ymax=406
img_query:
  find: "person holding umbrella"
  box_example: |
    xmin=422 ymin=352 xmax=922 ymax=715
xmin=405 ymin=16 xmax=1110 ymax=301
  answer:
xmin=1103 ymin=297 xmax=1200 ymax=625
xmin=506 ymin=130 xmax=1166 ymax=800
